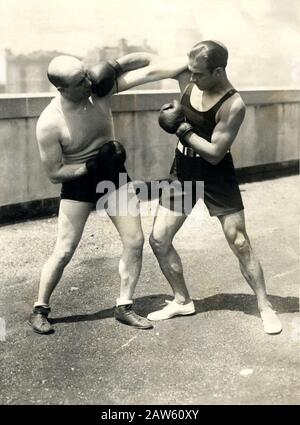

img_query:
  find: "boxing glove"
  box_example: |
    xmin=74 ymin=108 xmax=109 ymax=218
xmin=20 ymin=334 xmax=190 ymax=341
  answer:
xmin=98 ymin=140 xmax=127 ymax=167
xmin=158 ymin=100 xmax=186 ymax=134
xmin=86 ymin=140 xmax=126 ymax=175
xmin=87 ymin=60 xmax=123 ymax=97
xmin=176 ymin=122 xmax=193 ymax=140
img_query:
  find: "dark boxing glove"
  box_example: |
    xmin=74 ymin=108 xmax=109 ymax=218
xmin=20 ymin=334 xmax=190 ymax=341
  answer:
xmin=98 ymin=140 xmax=126 ymax=168
xmin=158 ymin=100 xmax=186 ymax=134
xmin=176 ymin=122 xmax=193 ymax=140
xmin=86 ymin=140 xmax=126 ymax=176
xmin=87 ymin=60 xmax=123 ymax=97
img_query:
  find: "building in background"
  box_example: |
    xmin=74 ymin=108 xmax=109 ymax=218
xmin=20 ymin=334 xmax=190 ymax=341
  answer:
xmin=2 ymin=49 xmax=73 ymax=94
xmin=84 ymin=38 xmax=162 ymax=90
xmin=0 ymin=39 xmax=161 ymax=94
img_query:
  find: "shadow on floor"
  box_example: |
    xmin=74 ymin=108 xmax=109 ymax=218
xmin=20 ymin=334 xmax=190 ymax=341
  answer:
xmin=50 ymin=293 xmax=299 ymax=324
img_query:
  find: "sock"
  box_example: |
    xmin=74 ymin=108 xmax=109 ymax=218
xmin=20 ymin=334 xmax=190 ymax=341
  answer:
xmin=34 ymin=302 xmax=50 ymax=309
xmin=116 ymin=298 xmax=133 ymax=307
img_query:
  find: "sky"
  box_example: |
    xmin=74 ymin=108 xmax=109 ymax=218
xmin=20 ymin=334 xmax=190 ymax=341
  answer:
xmin=0 ymin=0 xmax=299 ymax=88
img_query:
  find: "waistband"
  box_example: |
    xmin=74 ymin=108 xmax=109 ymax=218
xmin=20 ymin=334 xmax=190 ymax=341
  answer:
xmin=177 ymin=140 xmax=201 ymax=157
xmin=177 ymin=140 xmax=231 ymax=158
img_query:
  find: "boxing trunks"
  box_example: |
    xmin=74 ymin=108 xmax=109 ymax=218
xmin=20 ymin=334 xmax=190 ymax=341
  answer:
xmin=61 ymin=163 xmax=131 ymax=205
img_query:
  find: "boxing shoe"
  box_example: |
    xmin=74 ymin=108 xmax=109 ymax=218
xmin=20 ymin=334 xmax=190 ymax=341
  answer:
xmin=115 ymin=304 xmax=153 ymax=329
xmin=260 ymin=308 xmax=282 ymax=334
xmin=147 ymin=299 xmax=195 ymax=321
xmin=28 ymin=306 xmax=54 ymax=334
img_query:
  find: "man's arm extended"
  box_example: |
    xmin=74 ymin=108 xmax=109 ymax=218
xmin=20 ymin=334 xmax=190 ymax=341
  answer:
xmin=176 ymin=69 xmax=192 ymax=92
xmin=180 ymin=96 xmax=245 ymax=165
xmin=36 ymin=121 xmax=87 ymax=184
xmin=115 ymin=52 xmax=159 ymax=73
xmin=115 ymin=56 xmax=188 ymax=93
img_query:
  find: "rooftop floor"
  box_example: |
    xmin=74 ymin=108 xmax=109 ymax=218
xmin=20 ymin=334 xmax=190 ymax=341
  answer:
xmin=0 ymin=175 xmax=299 ymax=405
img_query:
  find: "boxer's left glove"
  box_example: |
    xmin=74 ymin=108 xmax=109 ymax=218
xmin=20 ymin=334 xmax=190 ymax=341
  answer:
xmin=87 ymin=60 xmax=123 ymax=97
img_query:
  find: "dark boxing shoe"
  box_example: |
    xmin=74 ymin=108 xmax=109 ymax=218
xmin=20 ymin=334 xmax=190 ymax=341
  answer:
xmin=28 ymin=306 xmax=54 ymax=334
xmin=115 ymin=304 xmax=153 ymax=329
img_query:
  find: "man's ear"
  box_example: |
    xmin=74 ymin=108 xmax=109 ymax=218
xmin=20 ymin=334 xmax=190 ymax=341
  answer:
xmin=214 ymin=67 xmax=223 ymax=77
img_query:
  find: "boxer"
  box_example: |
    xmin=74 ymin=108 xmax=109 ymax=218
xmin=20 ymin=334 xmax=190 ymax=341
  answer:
xmin=147 ymin=41 xmax=282 ymax=335
xmin=28 ymin=53 xmax=187 ymax=334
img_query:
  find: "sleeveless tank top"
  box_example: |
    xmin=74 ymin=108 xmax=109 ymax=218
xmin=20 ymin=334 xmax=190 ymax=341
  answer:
xmin=49 ymin=96 xmax=114 ymax=165
xmin=180 ymin=83 xmax=237 ymax=142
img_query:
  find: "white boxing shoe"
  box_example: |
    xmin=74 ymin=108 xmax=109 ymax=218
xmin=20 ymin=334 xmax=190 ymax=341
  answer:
xmin=147 ymin=299 xmax=195 ymax=321
xmin=260 ymin=309 xmax=282 ymax=334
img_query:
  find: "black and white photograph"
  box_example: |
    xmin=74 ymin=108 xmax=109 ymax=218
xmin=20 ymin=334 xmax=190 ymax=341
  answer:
xmin=0 ymin=0 xmax=299 ymax=409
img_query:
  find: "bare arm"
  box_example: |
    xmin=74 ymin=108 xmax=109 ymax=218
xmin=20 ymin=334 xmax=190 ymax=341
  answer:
xmin=36 ymin=121 xmax=87 ymax=184
xmin=116 ymin=52 xmax=159 ymax=73
xmin=176 ymin=69 xmax=192 ymax=92
xmin=115 ymin=56 xmax=188 ymax=93
xmin=183 ymin=96 xmax=246 ymax=165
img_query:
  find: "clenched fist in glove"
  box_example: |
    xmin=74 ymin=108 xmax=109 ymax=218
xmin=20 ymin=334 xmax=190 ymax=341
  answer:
xmin=86 ymin=140 xmax=126 ymax=179
xmin=87 ymin=60 xmax=123 ymax=97
xmin=158 ymin=100 xmax=193 ymax=142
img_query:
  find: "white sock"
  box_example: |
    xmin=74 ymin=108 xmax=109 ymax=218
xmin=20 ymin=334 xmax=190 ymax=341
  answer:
xmin=116 ymin=298 xmax=133 ymax=307
xmin=34 ymin=302 xmax=50 ymax=309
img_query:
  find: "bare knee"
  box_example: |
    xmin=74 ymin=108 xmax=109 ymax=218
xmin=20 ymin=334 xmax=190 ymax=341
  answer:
xmin=123 ymin=233 xmax=144 ymax=256
xmin=149 ymin=233 xmax=170 ymax=257
xmin=52 ymin=244 xmax=77 ymax=266
xmin=225 ymin=227 xmax=250 ymax=259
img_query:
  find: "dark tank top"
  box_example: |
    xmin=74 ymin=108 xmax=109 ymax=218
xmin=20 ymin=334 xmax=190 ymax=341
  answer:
xmin=172 ymin=84 xmax=239 ymax=183
xmin=180 ymin=83 xmax=237 ymax=142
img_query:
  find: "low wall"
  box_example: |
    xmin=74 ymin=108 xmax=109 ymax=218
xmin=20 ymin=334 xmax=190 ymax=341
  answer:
xmin=0 ymin=90 xmax=299 ymax=222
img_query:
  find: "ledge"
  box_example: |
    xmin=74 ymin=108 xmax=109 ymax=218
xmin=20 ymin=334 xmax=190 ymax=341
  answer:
xmin=0 ymin=160 xmax=298 ymax=225
xmin=0 ymin=89 xmax=299 ymax=119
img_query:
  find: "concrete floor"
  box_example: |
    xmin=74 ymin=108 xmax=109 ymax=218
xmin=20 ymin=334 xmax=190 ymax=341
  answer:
xmin=0 ymin=175 xmax=299 ymax=405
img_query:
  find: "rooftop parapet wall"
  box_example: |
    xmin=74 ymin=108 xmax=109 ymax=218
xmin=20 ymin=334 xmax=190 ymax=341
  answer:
xmin=0 ymin=90 xmax=299 ymax=210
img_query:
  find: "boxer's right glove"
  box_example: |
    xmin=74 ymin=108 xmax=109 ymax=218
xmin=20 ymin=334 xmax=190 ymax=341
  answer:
xmin=158 ymin=100 xmax=185 ymax=134
xmin=86 ymin=140 xmax=127 ymax=175
xmin=158 ymin=100 xmax=193 ymax=144
xmin=175 ymin=122 xmax=193 ymax=141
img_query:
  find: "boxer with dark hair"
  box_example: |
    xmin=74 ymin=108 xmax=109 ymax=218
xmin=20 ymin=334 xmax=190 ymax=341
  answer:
xmin=148 ymin=40 xmax=282 ymax=335
xmin=29 ymin=53 xmax=187 ymax=334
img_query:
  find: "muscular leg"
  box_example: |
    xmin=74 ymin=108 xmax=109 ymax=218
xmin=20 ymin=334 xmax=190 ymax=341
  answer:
xmin=36 ymin=200 xmax=92 ymax=305
xmin=105 ymin=183 xmax=152 ymax=329
xmin=218 ymin=210 xmax=282 ymax=333
xmin=149 ymin=205 xmax=190 ymax=304
xmin=29 ymin=199 xmax=92 ymax=334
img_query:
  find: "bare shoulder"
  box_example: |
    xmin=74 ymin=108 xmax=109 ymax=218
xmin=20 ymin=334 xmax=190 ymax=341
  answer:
xmin=36 ymin=101 xmax=62 ymax=143
xmin=218 ymin=92 xmax=246 ymax=122
xmin=229 ymin=92 xmax=245 ymax=113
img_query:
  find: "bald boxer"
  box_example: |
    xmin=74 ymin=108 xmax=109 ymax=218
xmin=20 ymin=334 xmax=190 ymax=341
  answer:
xmin=28 ymin=53 xmax=187 ymax=334
xmin=147 ymin=41 xmax=282 ymax=335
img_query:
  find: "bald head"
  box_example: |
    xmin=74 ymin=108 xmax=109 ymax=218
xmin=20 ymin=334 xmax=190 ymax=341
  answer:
xmin=189 ymin=40 xmax=228 ymax=73
xmin=47 ymin=55 xmax=83 ymax=88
